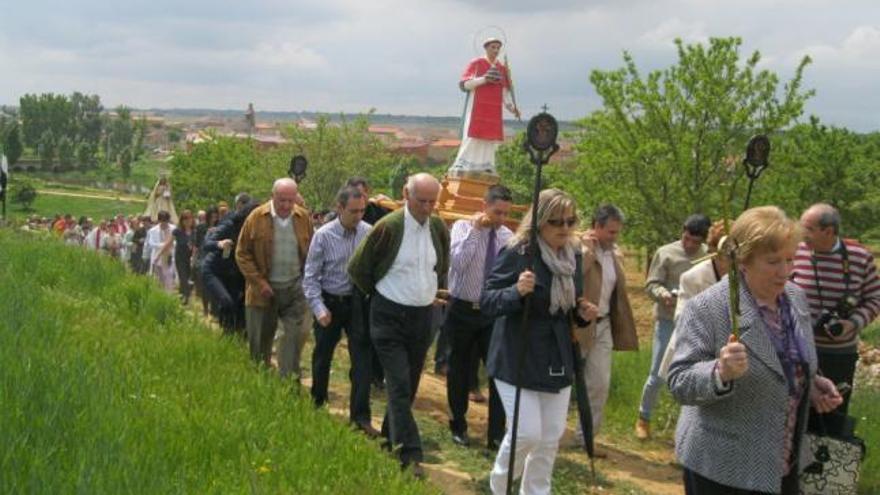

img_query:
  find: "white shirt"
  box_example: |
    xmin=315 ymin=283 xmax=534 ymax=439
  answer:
xmin=375 ymin=205 xmax=438 ymax=307
xmin=145 ymin=223 xmax=176 ymax=272
xmin=597 ymin=245 xmax=617 ymax=317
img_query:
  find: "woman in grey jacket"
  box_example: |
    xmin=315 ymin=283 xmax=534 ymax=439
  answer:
xmin=481 ymin=189 xmax=596 ymax=495
xmin=668 ymin=206 xmax=843 ymax=494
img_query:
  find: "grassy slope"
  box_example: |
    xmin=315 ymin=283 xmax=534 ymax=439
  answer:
xmin=0 ymin=231 xmax=434 ymax=494
xmin=8 ymin=191 xmax=145 ymax=222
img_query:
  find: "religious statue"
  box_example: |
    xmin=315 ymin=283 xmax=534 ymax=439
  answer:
xmin=449 ymin=37 xmax=520 ymax=179
xmin=144 ymin=176 xmax=179 ymax=224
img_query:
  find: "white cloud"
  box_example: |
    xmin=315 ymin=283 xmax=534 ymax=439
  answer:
xmin=637 ymin=18 xmax=708 ymax=49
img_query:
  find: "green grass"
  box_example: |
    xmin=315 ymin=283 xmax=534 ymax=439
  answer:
xmin=0 ymin=230 xmax=434 ymax=494
xmin=19 ymin=157 xmax=168 ymax=191
xmin=851 ymin=387 xmax=880 ymax=494
xmin=8 ymin=191 xmax=145 ymax=222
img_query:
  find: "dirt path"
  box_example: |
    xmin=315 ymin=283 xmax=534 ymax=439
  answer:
xmin=307 ymin=337 xmax=682 ymax=495
xmin=37 ymin=189 xmax=147 ymax=203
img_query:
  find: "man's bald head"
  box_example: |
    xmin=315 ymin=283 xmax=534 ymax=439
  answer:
xmin=801 ymin=202 xmax=840 ymax=252
xmin=272 ymin=177 xmax=299 ymax=218
xmin=403 ymin=173 xmax=440 ymax=224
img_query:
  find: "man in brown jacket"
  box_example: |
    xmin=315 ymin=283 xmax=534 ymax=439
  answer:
xmin=236 ymin=178 xmax=313 ymax=380
xmin=574 ymin=204 xmax=638 ymax=441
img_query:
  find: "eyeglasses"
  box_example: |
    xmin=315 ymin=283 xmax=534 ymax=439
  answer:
xmin=546 ymin=217 xmax=578 ymax=228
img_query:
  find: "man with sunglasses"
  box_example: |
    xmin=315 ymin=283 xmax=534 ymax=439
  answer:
xmin=635 ymin=213 xmax=710 ymax=439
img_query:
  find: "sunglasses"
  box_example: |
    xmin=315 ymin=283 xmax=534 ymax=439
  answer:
xmin=546 ymin=217 xmax=578 ymax=228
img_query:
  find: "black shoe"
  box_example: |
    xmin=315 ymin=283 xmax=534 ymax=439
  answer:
xmin=354 ymin=421 xmax=381 ymax=439
xmin=403 ymin=461 xmax=426 ymax=480
xmin=451 ymin=430 xmax=470 ymax=447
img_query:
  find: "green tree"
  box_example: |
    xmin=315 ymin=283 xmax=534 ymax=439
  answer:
xmin=4 ymin=124 xmax=23 ymax=166
xmin=169 ymin=134 xmax=259 ymax=211
xmin=132 ymin=115 xmax=147 ymax=159
xmin=253 ymin=114 xmax=395 ymax=209
xmin=570 ymin=37 xmax=813 ymax=249
xmin=119 ymin=146 xmax=133 ymax=178
xmin=19 ymin=93 xmax=72 ymax=149
xmin=766 ymin=118 xmax=880 ymax=241
xmin=105 ymin=106 xmax=134 ymax=163
xmin=12 ymin=179 xmax=37 ymax=210
xmin=38 ymin=130 xmax=56 ymax=167
xmin=57 ymin=136 xmax=75 ymax=169
xmin=70 ymin=92 xmax=103 ymax=148
xmin=76 ymin=141 xmax=96 ymax=169
xmin=167 ymin=128 xmax=183 ymax=144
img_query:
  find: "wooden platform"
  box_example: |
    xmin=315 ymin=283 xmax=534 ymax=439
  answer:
xmin=376 ymin=174 xmax=526 ymax=230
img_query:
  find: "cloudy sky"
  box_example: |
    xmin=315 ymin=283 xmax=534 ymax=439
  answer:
xmin=3 ymin=0 xmax=879 ymax=130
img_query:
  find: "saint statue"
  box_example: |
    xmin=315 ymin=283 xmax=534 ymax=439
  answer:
xmin=449 ymin=37 xmax=520 ymax=178
xmin=144 ymin=176 xmax=179 ymax=224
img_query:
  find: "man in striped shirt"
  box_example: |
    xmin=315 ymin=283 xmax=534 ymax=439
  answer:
xmin=792 ymin=203 xmax=880 ymax=415
xmin=445 ymin=184 xmax=513 ymax=449
xmin=302 ymin=186 xmax=377 ymax=436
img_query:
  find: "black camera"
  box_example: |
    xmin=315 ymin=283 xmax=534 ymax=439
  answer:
xmin=813 ymin=294 xmax=858 ymax=337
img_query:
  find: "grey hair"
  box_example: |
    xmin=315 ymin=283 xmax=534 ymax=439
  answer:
xmin=405 ymin=173 xmax=439 ymax=196
xmin=810 ymin=203 xmax=841 ymax=234
xmin=592 ymin=203 xmax=625 ymax=227
xmin=272 ymin=177 xmax=298 ymax=195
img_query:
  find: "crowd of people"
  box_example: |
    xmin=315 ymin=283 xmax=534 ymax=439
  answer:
xmin=22 ymin=172 xmax=880 ymax=495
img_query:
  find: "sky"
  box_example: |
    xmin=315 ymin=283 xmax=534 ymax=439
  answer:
xmin=2 ymin=0 xmax=879 ymax=130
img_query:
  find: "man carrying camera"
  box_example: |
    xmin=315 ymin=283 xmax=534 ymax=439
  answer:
xmin=792 ymin=203 xmax=880 ymax=416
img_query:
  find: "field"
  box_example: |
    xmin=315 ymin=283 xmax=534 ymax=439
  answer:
xmin=0 ymin=230 xmax=433 ymax=494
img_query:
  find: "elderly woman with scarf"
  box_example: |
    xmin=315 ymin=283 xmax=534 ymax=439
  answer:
xmin=668 ymin=206 xmax=843 ymax=494
xmin=481 ymin=189 xmax=597 ymax=495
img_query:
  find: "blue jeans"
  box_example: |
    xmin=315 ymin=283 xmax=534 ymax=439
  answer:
xmin=638 ymin=318 xmax=674 ymax=421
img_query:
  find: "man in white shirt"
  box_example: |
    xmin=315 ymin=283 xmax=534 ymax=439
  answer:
xmin=347 ymin=173 xmax=450 ymax=477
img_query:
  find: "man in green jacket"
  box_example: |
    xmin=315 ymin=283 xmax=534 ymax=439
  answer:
xmin=348 ymin=173 xmax=450 ymax=477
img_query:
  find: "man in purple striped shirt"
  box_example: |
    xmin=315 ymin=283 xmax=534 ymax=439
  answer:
xmin=303 ymin=186 xmax=378 ymax=436
xmin=445 ymin=184 xmax=514 ymax=448
xmin=793 ymin=203 xmax=880 ymax=420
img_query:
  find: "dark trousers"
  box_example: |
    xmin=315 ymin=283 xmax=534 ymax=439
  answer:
xmin=817 ymin=350 xmax=858 ymax=413
xmin=176 ymin=257 xmax=193 ymax=304
xmin=370 ymin=293 xmax=433 ymax=465
xmin=433 ymin=306 xmax=450 ymax=371
xmin=810 ymin=350 xmax=859 ymax=437
xmin=202 ymin=270 xmax=245 ymax=335
xmin=683 ymin=467 xmax=798 ymax=495
xmin=445 ymin=299 xmax=504 ymax=444
xmin=310 ymin=292 xmax=372 ymax=424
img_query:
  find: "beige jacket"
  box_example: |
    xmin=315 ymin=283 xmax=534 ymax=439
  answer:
xmin=235 ymin=201 xmax=313 ymax=308
xmin=572 ymin=239 xmax=639 ymax=357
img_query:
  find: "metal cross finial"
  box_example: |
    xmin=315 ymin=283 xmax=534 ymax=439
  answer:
xmin=541 ymin=103 xmax=550 ymax=113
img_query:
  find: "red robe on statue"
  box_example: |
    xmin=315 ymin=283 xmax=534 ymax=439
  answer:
xmin=460 ymin=58 xmax=509 ymax=141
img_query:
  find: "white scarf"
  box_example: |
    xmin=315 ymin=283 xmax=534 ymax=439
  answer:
xmin=537 ymin=237 xmax=576 ymax=314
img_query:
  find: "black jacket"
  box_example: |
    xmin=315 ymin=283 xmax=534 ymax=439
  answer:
xmin=482 ymin=242 xmax=583 ymax=393
xmin=201 ymin=204 xmax=258 ymax=280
